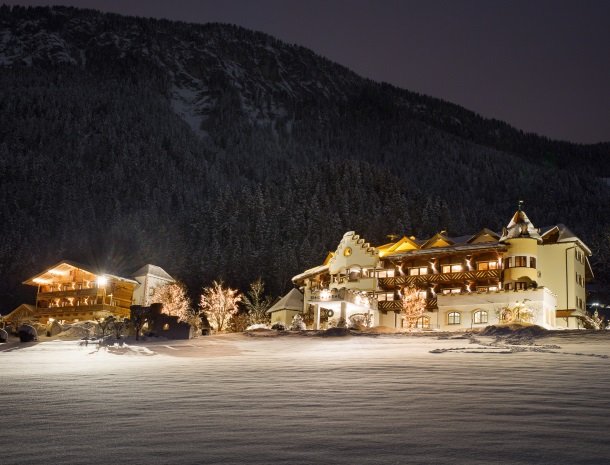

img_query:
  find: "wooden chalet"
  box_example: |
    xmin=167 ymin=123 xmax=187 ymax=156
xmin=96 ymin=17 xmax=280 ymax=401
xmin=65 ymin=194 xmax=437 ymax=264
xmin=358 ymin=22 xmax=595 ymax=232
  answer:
xmin=22 ymin=260 xmax=138 ymax=323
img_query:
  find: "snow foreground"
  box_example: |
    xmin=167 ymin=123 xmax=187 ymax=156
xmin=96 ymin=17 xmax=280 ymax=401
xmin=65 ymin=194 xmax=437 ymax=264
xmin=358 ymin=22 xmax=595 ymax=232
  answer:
xmin=2 ymin=332 xmax=610 ymax=465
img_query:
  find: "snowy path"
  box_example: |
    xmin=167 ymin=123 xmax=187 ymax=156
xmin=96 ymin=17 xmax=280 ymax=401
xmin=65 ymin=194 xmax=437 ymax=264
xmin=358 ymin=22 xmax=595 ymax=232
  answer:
xmin=1 ymin=332 xmax=610 ymax=464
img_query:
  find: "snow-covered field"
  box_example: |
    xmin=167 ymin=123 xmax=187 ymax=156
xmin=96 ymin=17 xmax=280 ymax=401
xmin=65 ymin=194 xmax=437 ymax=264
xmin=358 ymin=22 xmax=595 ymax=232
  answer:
xmin=2 ymin=331 xmax=610 ymax=464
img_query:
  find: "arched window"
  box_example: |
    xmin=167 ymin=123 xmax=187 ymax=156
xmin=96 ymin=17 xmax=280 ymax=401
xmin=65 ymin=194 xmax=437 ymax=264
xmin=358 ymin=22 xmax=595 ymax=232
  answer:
xmin=473 ymin=310 xmax=488 ymax=324
xmin=448 ymin=312 xmax=461 ymax=325
xmin=416 ymin=316 xmax=431 ymax=329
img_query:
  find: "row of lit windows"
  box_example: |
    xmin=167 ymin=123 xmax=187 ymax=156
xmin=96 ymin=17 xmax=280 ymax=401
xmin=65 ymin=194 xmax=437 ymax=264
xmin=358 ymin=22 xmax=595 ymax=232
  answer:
xmin=380 ymin=285 xmax=502 ymax=300
xmin=380 ymin=254 xmax=537 ymax=279
xmin=505 ymin=256 xmax=536 ymax=269
xmin=412 ymin=311 xmax=489 ymax=328
xmin=447 ymin=310 xmax=488 ymax=325
xmin=504 ymin=282 xmax=528 ymax=291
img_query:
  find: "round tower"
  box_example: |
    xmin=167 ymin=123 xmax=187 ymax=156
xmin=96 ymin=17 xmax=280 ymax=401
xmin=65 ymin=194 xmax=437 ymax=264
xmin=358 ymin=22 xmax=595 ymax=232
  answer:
xmin=499 ymin=201 xmax=541 ymax=289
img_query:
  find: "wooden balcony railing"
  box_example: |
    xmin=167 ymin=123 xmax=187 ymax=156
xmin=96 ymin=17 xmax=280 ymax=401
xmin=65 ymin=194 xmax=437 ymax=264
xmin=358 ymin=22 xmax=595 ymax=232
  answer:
xmin=378 ymin=296 xmax=438 ymax=313
xmin=378 ymin=269 xmax=501 ymax=288
xmin=35 ymin=304 xmax=130 ymax=318
xmin=37 ymin=287 xmax=102 ymax=300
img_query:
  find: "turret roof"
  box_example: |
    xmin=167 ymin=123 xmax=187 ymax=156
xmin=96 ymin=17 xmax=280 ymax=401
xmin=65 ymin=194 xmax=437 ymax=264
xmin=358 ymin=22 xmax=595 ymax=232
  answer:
xmin=499 ymin=203 xmax=542 ymax=242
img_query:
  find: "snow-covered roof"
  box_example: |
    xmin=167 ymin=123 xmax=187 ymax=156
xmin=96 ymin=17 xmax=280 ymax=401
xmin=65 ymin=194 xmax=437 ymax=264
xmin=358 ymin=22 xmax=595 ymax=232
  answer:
xmin=267 ymin=288 xmax=303 ymax=313
xmin=499 ymin=207 xmax=542 ymax=243
xmin=132 ymin=264 xmax=174 ymax=281
xmin=23 ymin=260 xmax=139 ymax=286
xmin=292 ymin=265 xmax=329 ymax=283
xmin=541 ymin=224 xmax=592 ymax=255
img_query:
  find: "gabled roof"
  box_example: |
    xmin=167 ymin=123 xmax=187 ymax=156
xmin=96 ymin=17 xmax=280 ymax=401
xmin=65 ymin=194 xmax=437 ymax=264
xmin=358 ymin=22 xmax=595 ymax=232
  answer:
xmin=541 ymin=224 xmax=592 ymax=255
xmin=132 ymin=264 xmax=174 ymax=281
xmin=267 ymin=288 xmax=303 ymax=313
xmin=420 ymin=232 xmax=454 ymax=249
xmin=467 ymin=228 xmax=500 ymax=244
xmin=322 ymin=252 xmax=335 ymax=266
xmin=23 ymin=260 xmax=138 ymax=286
xmin=378 ymin=236 xmax=420 ymax=257
xmin=3 ymin=304 xmax=37 ymax=322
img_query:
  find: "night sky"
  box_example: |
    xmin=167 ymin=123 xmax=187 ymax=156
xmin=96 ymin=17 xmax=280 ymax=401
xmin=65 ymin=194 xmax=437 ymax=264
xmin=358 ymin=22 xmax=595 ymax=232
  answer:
xmin=7 ymin=0 xmax=610 ymax=144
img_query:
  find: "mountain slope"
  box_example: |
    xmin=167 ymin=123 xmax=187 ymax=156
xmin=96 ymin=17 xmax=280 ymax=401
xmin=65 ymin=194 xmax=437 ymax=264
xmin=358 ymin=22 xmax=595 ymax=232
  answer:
xmin=0 ymin=5 xmax=608 ymax=309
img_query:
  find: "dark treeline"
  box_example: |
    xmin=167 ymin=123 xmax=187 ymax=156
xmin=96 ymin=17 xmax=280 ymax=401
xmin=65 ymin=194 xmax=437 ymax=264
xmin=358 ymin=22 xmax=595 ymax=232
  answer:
xmin=0 ymin=6 xmax=609 ymax=310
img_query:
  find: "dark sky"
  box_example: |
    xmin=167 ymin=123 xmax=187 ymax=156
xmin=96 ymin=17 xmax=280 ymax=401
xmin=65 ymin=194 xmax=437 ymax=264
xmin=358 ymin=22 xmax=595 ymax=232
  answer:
xmin=7 ymin=0 xmax=610 ymax=143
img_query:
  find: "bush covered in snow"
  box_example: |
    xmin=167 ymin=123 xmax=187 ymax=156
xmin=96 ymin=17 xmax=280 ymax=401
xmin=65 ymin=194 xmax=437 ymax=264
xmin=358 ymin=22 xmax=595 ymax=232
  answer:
xmin=290 ymin=314 xmax=306 ymax=331
xmin=246 ymin=323 xmax=270 ymax=331
xmin=18 ymin=324 xmax=37 ymax=342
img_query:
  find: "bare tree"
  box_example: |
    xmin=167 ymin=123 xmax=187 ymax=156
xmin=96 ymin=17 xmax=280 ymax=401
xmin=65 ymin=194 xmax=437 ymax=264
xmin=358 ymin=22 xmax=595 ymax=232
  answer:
xmin=401 ymin=286 xmax=427 ymax=330
xmin=242 ymin=278 xmax=272 ymax=325
xmin=112 ymin=318 xmax=129 ymax=339
xmin=130 ymin=306 xmax=150 ymax=341
xmin=94 ymin=312 xmax=114 ymax=340
xmin=199 ymin=280 xmax=241 ymax=332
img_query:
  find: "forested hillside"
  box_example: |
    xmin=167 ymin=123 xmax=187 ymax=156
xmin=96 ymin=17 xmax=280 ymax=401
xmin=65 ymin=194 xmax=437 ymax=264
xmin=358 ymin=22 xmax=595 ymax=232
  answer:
xmin=0 ymin=5 xmax=608 ymax=310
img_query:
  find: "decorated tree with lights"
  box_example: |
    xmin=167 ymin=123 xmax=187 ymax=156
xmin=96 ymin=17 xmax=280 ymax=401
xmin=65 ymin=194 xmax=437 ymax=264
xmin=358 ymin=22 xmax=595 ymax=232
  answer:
xmin=151 ymin=282 xmax=193 ymax=323
xmin=241 ymin=277 xmax=272 ymax=325
xmin=401 ymin=286 xmax=427 ymax=330
xmin=199 ymin=280 xmax=241 ymax=332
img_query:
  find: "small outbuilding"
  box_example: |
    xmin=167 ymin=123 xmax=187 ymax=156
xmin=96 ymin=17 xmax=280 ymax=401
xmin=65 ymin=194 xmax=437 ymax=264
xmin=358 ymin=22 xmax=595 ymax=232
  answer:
xmin=267 ymin=288 xmax=303 ymax=326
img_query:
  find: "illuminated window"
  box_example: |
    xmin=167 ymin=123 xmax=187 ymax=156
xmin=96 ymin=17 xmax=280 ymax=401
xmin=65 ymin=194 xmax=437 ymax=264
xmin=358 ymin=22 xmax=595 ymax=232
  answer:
xmin=162 ymin=323 xmax=170 ymax=331
xmin=441 ymin=264 xmax=463 ymax=274
xmin=477 ymin=261 xmax=499 ymax=271
xmin=377 ymin=269 xmax=395 ymax=278
xmin=409 ymin=267 xmax=429 ymax=276
xmin=377 ymin=292 xmax=395 ymax=302
xmin=477 ymin=286 xmax=499 ymax=292
xmin=416 ymin=316 xmax=431 ymax=329
xmin=473 ymin=310 xmax=488 ymax=324
xmin=441 ymin=288 xmax=462 ymax=295
xmin=515 ymin=282 xmax=527 ymax=290
xmin=514 ymin=256 xmax=527 ymax=267
xmin=448 ymin=312 xmax=461 ymax=325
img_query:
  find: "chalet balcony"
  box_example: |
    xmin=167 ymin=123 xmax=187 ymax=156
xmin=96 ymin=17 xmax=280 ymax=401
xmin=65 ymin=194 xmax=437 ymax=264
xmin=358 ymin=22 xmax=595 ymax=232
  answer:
xmin=34 ymin=303 xmax=131 ymax=319
xmin=378 ymin=296 xmax=438 ymax=313
xmin=36 ymin=287 xmax=102 ymax=300
xmin=378 ymin=269 xmax=501 ymax=289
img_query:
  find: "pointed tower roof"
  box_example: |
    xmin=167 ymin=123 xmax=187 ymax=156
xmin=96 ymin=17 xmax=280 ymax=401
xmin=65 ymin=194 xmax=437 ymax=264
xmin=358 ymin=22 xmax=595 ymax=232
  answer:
xmin=499 ymin=201 xmax=542 ymax=243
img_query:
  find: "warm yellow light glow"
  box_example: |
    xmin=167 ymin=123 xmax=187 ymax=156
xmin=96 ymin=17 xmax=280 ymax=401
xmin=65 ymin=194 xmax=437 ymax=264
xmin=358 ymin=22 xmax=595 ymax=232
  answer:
xmin=33 ymin=277 xmax=49 ymax=284
xmin=320 ymin=289 xmax=331 ymax=300
xmin=49 ymin=268 xmax=68 ymax=276
xmin=97 ymin=276 xmax=108 ymax=287
xmin=48 ymin=318 xmax=55 ymax=323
